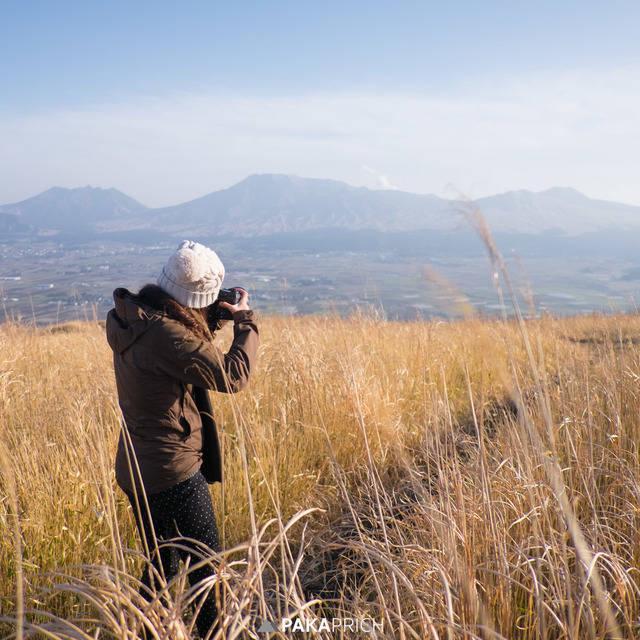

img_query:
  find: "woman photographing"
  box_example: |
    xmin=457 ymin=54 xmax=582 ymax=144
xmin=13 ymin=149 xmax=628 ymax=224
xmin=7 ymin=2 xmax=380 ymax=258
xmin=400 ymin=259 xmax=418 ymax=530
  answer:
xmin=106 ymin=240 xmax=259 ymax=637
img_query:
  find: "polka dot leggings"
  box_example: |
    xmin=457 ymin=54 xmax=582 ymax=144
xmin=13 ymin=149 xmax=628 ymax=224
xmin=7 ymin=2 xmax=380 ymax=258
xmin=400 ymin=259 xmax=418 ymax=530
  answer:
xmin=126 ymin=470 xmax=221 ymax=638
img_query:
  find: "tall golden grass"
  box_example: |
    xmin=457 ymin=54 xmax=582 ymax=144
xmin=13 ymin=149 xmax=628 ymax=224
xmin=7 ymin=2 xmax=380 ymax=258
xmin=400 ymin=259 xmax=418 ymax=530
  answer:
xmin=1 ymin=297 xmax=640 ymax=638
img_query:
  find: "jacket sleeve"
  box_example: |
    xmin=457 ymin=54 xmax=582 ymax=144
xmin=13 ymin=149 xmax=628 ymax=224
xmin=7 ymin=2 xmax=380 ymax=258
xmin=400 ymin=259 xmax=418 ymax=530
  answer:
xmin=154 ymin=309 xmax=259 ymax=393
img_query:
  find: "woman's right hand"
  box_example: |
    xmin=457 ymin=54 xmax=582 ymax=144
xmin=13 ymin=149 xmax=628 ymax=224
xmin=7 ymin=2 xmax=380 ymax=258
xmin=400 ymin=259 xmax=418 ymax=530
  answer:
xmin=218 ymin=287 xmax=251 ymax=316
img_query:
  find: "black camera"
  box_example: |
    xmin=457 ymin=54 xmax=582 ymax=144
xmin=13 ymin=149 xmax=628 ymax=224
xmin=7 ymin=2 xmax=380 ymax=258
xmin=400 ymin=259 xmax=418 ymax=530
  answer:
xmin=207 ymin=287 xmax=242 ymax=323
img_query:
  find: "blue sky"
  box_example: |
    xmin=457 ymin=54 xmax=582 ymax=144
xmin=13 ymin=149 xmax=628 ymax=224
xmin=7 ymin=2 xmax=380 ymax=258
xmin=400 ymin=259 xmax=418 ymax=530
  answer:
xmin=2 ymin=1 xmax=640 ymax=205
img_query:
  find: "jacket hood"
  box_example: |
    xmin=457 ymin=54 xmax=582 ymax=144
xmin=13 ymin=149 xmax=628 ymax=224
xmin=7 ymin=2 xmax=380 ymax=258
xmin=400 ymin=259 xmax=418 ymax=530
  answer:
xmin=106 ymin=288 xmax=163 ymax=354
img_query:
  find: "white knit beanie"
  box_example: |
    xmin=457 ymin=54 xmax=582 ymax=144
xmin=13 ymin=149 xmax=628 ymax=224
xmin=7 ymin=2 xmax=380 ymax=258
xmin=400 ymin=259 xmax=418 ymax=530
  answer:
xmin=157 ymin=240 xmax=225 ymax=308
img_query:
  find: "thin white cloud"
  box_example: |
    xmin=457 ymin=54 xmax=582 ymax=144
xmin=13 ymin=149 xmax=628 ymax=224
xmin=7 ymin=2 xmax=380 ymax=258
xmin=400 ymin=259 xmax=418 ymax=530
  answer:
xmin=1 ymin=66 xmax=639 ymax=206
xmin=361 ymin=165 xmax=399 ymax=190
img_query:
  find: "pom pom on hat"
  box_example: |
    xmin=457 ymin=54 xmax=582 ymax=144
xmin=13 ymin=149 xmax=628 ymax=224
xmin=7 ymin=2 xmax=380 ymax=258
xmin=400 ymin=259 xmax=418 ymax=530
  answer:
xmin=167 ymin=241 xmax=210 ymax=283
xmin=157 ymin=240 xmax=225 ymax=308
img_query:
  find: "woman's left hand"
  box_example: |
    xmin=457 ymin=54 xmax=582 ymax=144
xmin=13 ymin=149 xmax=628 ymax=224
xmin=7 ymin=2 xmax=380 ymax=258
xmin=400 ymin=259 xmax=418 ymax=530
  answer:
xmin=218 ymin=287 xmax=251 ymax=315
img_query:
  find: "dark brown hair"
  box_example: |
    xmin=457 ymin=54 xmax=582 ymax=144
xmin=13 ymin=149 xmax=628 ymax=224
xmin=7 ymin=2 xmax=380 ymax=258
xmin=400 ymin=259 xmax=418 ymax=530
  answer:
xmin=136 ymin=283 xmax=212 ymax=341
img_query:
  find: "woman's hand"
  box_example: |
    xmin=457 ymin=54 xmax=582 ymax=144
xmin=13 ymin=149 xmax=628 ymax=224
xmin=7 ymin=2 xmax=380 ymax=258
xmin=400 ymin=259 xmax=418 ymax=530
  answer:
xmin=218 ymin=287 xmax=251 ymax=316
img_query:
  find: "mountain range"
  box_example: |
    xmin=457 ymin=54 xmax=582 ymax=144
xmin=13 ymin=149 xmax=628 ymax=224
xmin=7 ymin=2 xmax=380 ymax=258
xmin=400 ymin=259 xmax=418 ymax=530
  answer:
xmin=2 ymin=174 xmax=640 ymax=238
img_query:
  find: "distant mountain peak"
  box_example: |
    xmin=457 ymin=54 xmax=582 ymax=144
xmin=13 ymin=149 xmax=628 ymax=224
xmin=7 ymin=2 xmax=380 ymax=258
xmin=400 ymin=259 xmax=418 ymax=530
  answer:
xmin=539 ymin=186 xmax=587 ymax=198
xmin=0 ymin=184 xmax=147 ymax=232
xmin=237 ymin=173 xmax=358 ymax=190
xmin=41 ymin=184 xmax=140 ymax=197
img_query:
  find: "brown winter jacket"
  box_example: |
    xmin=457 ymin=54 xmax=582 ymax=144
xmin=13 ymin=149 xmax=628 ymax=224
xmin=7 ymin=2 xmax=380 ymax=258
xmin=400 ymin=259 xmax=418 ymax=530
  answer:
xmin=105 ymin=287 xmax=259 ymax=495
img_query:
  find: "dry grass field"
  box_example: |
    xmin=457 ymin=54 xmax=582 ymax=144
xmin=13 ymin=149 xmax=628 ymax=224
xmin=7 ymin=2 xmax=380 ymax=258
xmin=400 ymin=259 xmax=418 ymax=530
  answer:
xmin=1 ymin=307 xmax=640 ymax=638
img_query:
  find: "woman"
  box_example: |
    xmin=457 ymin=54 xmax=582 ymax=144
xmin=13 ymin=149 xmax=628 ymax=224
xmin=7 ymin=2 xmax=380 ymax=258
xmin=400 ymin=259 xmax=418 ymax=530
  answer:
xmin=106 ymin=240 xmax=259 ymax=637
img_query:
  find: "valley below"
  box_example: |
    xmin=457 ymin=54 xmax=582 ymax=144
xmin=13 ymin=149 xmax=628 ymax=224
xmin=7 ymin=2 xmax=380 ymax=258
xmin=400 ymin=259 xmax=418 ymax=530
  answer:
xmin=2 ymin=230 xmax=640 ymax=324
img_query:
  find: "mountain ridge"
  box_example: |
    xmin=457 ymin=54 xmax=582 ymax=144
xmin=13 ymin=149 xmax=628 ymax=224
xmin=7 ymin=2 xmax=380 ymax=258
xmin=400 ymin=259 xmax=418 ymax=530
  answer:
xmin=2 ymin=174 xmax=639 ymax=238
xmin=0 ymin=185 xmax=147 ymax=232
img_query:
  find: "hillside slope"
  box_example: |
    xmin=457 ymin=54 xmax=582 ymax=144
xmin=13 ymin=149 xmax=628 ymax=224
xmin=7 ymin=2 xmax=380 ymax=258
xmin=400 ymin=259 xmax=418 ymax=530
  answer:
xmin=1 ymin=313 xmax=639 ymax=637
